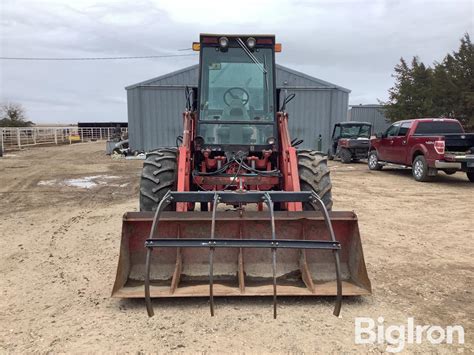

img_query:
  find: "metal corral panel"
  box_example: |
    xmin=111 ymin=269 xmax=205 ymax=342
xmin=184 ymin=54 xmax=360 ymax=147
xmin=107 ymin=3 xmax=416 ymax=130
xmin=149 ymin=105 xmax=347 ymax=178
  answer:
xmin=349 ymin=105 xmax=391 ymax=134
xmin=127 ymin=65 xmax=350 ymax=152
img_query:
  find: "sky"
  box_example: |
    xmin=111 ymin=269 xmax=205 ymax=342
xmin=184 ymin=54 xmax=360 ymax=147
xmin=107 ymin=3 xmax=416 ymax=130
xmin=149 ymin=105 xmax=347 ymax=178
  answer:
xmin=0 ymin=0 xmax=472 ymax=124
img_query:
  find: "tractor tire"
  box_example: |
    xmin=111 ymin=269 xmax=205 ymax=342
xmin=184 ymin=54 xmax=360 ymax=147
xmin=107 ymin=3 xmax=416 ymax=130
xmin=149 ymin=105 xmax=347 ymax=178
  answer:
xmin=368 ymin=150 xmax=383 ymax=170
xmin=412 ymin=155 xmax=432 ymax=182
xmin=139 ymin=148 xmax=178 ymax=212
xmin=467 ymin=171 xmax=474 ymax=182
xmin=297 ymin=150 xmax=333 ymax=211
xmin=339 ymin=148 xmax=352 ymax=164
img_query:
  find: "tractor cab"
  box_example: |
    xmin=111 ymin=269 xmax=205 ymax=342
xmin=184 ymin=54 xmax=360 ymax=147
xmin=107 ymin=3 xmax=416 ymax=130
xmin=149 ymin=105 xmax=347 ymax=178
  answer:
xmin=329 ymin=122 xmax=372 ymax=163
xmin=194 ymin=34 xmax=279 ymax=153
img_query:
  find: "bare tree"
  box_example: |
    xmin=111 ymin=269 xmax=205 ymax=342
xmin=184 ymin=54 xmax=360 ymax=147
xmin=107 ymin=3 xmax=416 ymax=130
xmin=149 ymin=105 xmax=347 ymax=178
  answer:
xmin=0 ymin=102 xmax=34 ymax=127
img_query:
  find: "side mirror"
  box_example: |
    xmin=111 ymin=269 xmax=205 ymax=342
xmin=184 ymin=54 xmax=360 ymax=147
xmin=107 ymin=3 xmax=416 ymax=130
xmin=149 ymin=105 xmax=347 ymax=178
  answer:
xmin=376 ymin=132 xmax=383 ymax=139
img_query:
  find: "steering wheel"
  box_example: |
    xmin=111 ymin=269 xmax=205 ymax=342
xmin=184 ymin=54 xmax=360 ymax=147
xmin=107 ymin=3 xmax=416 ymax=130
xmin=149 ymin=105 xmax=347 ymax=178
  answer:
xmin=223 ymin=87 xmax=250 ymax=106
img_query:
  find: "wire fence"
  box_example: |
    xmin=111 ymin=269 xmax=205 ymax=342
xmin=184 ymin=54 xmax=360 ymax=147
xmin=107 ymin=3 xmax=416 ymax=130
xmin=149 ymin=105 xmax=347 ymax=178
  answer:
xmin=0 ymin=127 xmax=128 ymax=153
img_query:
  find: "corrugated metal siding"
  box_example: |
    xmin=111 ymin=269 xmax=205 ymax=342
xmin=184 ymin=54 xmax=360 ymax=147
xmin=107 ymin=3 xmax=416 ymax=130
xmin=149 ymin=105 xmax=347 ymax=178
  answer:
xmin=130 ymin=87 xmax=185 ymax=152
xmin=127 ymin=65 xmax=349 ymax=152
xmin=349 ymin=105 xmax=391 ymax=134
xmin=283 ymin=89 xmax=348 ymax=151
xmin=148 ymin=67 xmax=199 ymax=86
xmin=127 ymin=88 xmax=141 ymax=151
xmin=277 ymin=70 xmax=323 ymax=88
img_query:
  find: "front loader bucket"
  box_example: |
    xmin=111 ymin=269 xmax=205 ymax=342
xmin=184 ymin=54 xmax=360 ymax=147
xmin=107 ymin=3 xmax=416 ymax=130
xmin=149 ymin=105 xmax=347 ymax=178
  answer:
xmin=111 ymin=192 xmax=371 ymax=317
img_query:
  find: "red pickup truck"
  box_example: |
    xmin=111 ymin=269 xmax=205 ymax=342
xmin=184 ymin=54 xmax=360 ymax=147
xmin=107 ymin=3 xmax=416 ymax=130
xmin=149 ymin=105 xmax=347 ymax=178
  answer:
xmin=368 ymin=118 xmax=474 ymax=182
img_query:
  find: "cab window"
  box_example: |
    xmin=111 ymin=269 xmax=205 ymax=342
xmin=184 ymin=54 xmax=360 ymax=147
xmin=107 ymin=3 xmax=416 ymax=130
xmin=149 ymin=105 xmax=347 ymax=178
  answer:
xmin=385 ymin=124 xmax=400 ymax=137
xmin=397 ymin=122 xmax=412 ymax=136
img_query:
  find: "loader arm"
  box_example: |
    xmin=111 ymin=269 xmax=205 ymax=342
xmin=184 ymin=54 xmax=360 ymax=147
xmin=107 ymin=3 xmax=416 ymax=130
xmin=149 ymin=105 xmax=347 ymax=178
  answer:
xmin=278 ymin=111 xmax=303 ymax=211
xmin=176 ymin=111 xmax=194 ymax=212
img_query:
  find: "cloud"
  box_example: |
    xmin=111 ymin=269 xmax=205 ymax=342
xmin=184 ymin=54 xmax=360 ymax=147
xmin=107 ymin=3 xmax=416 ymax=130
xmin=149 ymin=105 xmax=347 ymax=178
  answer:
xmin=0 ymin=0 xmax=472 ymax=123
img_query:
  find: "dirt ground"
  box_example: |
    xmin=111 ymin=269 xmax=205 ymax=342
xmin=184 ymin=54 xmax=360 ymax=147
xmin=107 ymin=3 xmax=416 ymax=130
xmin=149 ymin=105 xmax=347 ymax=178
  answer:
xmin=0 ymin=142 xmax=472 ymax=353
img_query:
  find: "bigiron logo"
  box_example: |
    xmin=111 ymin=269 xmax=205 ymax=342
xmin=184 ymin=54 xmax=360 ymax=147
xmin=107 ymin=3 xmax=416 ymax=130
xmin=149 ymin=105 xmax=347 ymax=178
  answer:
xmin=354 ymin=317 xmax=465 ymax=353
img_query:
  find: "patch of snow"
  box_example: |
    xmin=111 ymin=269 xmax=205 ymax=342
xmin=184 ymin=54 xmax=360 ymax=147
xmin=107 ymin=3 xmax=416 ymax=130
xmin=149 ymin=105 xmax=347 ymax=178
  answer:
xmin=37 ymin=175 xmax=122 ymax=189
xmin=85 ymin=175 xmax=120 ymax=180
xmin=38 ymin=179 xmax=57 ymax=186
xmin=64 ymin=178 xmax=97 ymax=189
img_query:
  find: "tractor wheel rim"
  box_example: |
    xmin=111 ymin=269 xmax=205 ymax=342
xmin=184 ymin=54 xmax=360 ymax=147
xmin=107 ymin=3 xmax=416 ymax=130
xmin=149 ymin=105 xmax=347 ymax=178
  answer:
xmin=414 ymin=161 xmax=423 ymax=178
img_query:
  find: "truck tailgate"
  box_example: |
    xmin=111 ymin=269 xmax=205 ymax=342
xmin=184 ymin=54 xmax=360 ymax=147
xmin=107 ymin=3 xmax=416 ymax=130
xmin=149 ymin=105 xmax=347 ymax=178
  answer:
xmin=444 ymin=133 xmax=474 ymax=153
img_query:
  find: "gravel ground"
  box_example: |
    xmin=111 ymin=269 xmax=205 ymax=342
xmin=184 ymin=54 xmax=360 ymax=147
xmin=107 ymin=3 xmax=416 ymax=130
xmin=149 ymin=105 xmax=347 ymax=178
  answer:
xmin=0 ymin=142 xmax=472 ymax=353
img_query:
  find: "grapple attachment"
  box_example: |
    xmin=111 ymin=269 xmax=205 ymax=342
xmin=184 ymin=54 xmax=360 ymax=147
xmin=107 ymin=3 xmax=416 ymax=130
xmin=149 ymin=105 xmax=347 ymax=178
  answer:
xmin=112 ymin=191 xmax=371 ymax=318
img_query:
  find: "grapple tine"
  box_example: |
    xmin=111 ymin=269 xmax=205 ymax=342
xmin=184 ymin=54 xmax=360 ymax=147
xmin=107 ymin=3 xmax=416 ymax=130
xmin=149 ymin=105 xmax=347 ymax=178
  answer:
xmin=310 ymin=192 xmax=342 ymax=316
xmin=209 ymin=248 xmax=215 ymax=316
xmin=144 ymin=247 xmax=154 ymax=317
xmin=332 ymin=251 xmax=343 ymax=317
xmin=144 ymin=190 xmax=173 ymax=318
xmin=209 ymin=193 xmax=219 ymax=317
xmin=263 ymin=193 xmax=278 ymax=319
xmin=272 ymin=248 xmax=277 ymax=319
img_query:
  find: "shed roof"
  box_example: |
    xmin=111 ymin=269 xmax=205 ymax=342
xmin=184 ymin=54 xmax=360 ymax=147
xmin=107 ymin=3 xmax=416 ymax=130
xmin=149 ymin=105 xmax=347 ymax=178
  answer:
xmin=337 ymin=121 xmax=371 ymax=126
xmin=126 ymin=64 xmax=350 ymax=93
xmin=349 ymin=104 xmax=383 ymax=108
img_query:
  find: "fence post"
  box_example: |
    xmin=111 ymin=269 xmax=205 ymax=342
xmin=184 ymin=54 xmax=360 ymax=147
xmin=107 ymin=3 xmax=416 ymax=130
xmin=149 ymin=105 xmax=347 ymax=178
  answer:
xmin=79 ymin=128 xmax=83 ymax=142
xmin=100 ymin=128 xmax=103 ymax=140
xmin=32 ymin=128 xmax=36 ymax=145
xmin=1 ymin=128 xmax=4 ymax=155
xmin=54 ymin=129 xmax=58 ymax=145
xmin=17 ymin=128 xmax=21 ymax=149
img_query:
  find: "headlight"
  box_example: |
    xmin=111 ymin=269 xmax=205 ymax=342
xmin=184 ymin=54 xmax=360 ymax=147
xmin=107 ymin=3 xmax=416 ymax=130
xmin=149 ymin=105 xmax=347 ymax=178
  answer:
xmin=219 ymin=36 xmax=229 ymax=49
xmin=246 ymin=37 xmax=256 ymax=49
xmin=266 ymin=137 xmax=276 ymax=145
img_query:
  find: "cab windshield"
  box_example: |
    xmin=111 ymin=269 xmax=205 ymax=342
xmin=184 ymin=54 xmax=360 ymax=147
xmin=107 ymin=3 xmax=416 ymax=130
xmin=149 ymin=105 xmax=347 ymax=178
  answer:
xmin=199 ymin=47 xmax=274 ymax=122
xmin=340 ymin=124 xmax=371 ymax=138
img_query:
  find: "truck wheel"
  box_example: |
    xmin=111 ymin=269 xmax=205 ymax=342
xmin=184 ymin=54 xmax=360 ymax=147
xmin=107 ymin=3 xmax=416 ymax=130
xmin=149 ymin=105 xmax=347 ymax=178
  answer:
xmin=368 ymin=151 xmax=383 ymax=170
xmin=139 ymin=148 xmax=178 ymax=211
xmin=339 ymin=148 xmax=352 ymax=164
xmin=298 ymin=150 xmax=333 ymax=211
xmin=412 ymin=155 xmax=432 ymax=182
xmin=327 ymin=149 xmax=334 ymax=160
xmin=467 ymin=172 xmax=474 ymax=182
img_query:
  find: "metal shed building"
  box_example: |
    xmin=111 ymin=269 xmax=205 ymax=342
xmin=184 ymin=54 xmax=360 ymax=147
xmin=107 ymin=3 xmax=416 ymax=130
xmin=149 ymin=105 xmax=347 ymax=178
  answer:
xmin=348 ymin=104 xmax=391 ymax=134
xmin=126 ymin=64 xmax=350 ymax=152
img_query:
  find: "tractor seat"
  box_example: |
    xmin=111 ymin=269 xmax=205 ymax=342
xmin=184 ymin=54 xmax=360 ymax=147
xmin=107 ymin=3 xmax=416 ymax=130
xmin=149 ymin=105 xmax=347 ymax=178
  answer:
xmin=223 ymin=98 xmax=250 ymax=120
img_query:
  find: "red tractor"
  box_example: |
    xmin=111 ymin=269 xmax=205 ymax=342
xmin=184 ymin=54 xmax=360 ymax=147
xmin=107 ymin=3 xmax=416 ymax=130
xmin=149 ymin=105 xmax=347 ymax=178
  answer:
xmin=112 ymin=34 xmax=371 ymax=318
